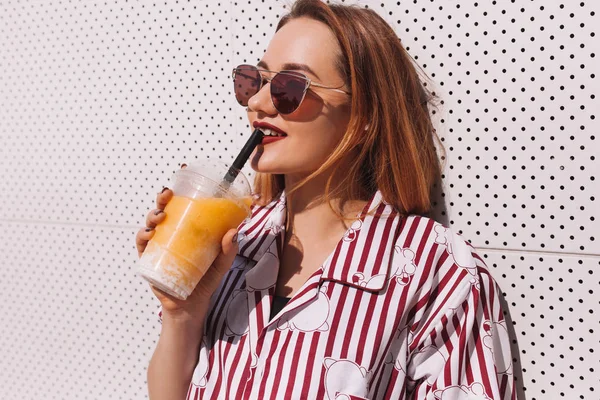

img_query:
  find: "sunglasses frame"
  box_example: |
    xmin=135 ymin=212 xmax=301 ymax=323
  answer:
xmin=232 ymin=64 xmax=350 ymax=114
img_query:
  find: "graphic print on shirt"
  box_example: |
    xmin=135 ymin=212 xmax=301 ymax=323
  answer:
xmin=225 ymin=289 xmax=250 ymax=337
xmin=384 ymin=325 xmax=414 ymax=374
xmin=433 ymin=382 xmax=492 ymax=400
xmin=384 ymin=326 xmax=446 ymax=385
xmin=407 ymin=345 xmax=447 ymax=385
xmin=191 ymin=338 xmax=210 ymax=387
xmin=351 ymin=270 xmax=387 ymax=289
xmin=343 ymin=219 xmax=363 ymax=242
xmin=434 ymin=224 xmax=480 ymax=289
xmin=323 ymin=358 xmax=369 ymax=400
xmin=277 ymin=285 xmax=330 ymax=332
xmin=263 ymin=201 xmax=286 ymax=237
xmin=353 ymin=246 xmax=417 ymax=289
xmin=245 ymin=248 xmax=279 ymax=292
xmin=245 ymin=241 xmax=281 ymax=368
xmin=391 ymin=247 xmax=417 ymax=285
xmin=482 ymin=320 xmax=513 ymax=376
xmin=333 ymin=394 xmax=370 ymax=400
xmin=433 ymin=225 xmax=477 ymax=273
xmin=231 ymin=255 xmax=252 ymax=271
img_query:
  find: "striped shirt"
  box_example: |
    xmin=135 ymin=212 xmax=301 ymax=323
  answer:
xmin=158 ymin=190 xmax=515 ymax=399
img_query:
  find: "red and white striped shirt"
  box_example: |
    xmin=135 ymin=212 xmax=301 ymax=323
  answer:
xmin=159 ymin=190 xmax=515 ymax=399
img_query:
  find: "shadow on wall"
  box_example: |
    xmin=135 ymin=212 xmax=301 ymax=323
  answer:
xmin=428 ymin=176 xmax=449 ymax=227
xmin=500 ymin=292 xmax=527 ymax=400
xmin=428 ymin=176 xmax=526 ymax=399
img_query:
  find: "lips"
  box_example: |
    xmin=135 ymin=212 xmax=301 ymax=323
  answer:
xmin=253 ymin=121 xmax=287 ymax=145
xmin=261 ymin=136 xmax=286 ymax=145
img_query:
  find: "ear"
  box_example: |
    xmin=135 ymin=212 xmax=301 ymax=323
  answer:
xmin=403 ymin=248 xmax=415 ymax=260
xmin=276 ymin=319 xmax=289 ymax=331
xmin=470 ymin=382 xmax=485 ymax=395
xmin=323 ymin=357 xmax=336 ymax=369
xmin=359 ymin=366 xmax=368 ymax=377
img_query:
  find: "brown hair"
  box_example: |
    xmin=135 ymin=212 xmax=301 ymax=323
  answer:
xmin=253 ymin=0 xmax=444 ymax=218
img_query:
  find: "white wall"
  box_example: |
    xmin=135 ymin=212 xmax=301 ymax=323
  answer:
xmin=0 ymin=0 xmax=597 ymax=399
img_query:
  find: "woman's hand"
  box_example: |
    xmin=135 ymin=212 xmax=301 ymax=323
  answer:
xmin=135 ymin=186 xmax=172 ymax=258
xmin=149 ymin=227 xmax=239 ymax=320
xmin=135 ymin=165 xmax=240 ymax=319
xmin=136 ymin=163 xmax=190 ymax=259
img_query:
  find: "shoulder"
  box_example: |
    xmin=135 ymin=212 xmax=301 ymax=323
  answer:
xmin=391 ymin=216 xmax=504 ymax=327
xmin=395 ymin=215 xmax=480 ymax=266
xmin=392 ymin=215 xmax=493 ymax=292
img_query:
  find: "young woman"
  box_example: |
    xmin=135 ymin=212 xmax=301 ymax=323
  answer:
xmin=136 ymin=1 xmax=515 ymax=399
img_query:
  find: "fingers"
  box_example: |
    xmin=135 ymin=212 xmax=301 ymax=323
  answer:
xmin=192 ymin=228 xmax=240 ymax=298
xmin=155 ymin=163 xmax=185 ymax=208
xmin=149 ymin=284 xmax=168 ymax=298
xmin=156 ymin=187 xmax=173 ymax=210
xmin=138 ymin=187 xmax=171 ymax=259
xmin=136 ymin=162 xmax=186 ymax=260
xmin=136 ymin=227 xmax=156 ymax=258
xmin=149 ymin=284 xmax=177 ymax=303
xmin=212 ymin=229 xmax=240 ymax=276
xmin=146 ymin=208 xmax=167 ymax=229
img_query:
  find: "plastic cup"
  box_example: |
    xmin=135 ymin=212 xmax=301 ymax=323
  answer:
xmin=138 ymin=159 xmax=252 ymax=300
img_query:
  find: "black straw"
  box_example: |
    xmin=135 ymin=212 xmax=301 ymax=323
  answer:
xmin=221 ymin=128 xmax=264 ymax=188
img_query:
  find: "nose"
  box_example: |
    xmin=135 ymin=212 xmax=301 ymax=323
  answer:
xmin=247 ymin=82 xmax=277 ymax=116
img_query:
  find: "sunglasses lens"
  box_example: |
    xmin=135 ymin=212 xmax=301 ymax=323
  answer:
xmin=233 ymin=66 xmax=261 ymax=106
xmin=271 ymin=73 xmax=307 ymax=114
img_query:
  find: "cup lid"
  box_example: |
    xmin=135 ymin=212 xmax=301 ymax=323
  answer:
xmin=174 ymin=158 xmax=251 ymax=198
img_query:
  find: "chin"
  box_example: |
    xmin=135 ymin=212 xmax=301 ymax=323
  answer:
xmin=249 ymin=150 xmax=285 ymax=174
xmin=249 ymin=150 xmax=321 ymax=176
xmin=250 ymin=159 xmax=283 ymax=175
xmin=251 ymin=165 xmax=288 ymax=175
xmin=250 ymin=160 xmax=306 ymax=176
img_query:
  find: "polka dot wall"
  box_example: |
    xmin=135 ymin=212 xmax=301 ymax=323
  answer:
xmin=0 ymin=0 xmax=596 ymax=399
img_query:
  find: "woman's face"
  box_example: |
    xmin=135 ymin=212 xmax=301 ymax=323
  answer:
xmin=246 ymin=17 xmax=351 ymax=176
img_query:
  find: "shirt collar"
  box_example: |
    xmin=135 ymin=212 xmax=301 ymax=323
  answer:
xmin=319 ymin=191 xmax=402 ymax=292
xmin=237 ymin=190 xmax=287 ymax=262
xmin=236 ymin=190 xmax=402 ymax=292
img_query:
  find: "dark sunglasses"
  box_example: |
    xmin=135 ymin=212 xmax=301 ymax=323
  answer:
xmin=232 ymin=64 xmax=350 ymax=115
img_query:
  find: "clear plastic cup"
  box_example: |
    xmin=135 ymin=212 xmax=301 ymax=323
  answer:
xmin=138 ymin=159 xmax=252 ymax=300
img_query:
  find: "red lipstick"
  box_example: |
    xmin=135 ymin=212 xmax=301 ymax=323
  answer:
xmin=253 ymin=121 xmax=287 ymax=145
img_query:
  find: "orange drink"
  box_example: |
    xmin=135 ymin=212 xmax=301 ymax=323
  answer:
xmin=138 ymin=160 xmax=252 ymax=299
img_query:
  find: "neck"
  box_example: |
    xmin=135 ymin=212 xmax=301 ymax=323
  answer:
xmin=274 ymin=165 xmax=370 ymax=298
xmin=283 ymin=168 xmax=367 ymax=238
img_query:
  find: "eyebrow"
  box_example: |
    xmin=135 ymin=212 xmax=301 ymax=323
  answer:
xmin=257 ymin=60 xmax=321 ymax=80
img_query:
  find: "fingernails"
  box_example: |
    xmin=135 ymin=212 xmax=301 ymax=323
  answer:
xmin=145 ymin=228 xmax=154 ymax=232
xmin=232 ymin=231 xmax=238 ymax=243
xmin=160 ymin=186 xmax=169 ymax=193
xmin=154 ymin=209 xmax=164 ymax=216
